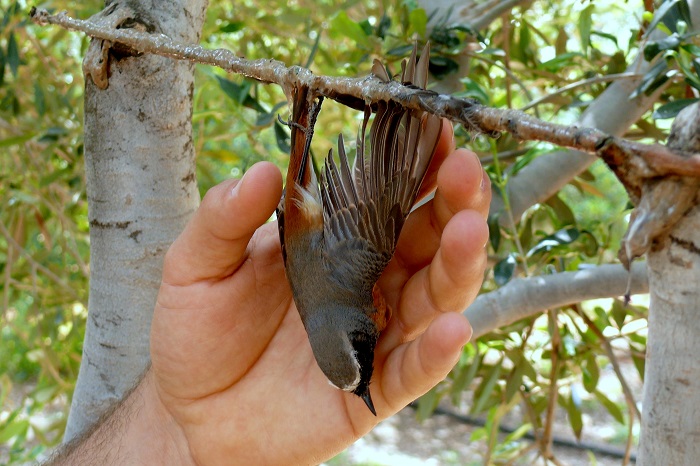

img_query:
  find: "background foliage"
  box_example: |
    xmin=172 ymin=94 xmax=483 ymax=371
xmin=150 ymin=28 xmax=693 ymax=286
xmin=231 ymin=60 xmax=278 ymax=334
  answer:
xmin=1 ymin=0 xmax=697 ymax=463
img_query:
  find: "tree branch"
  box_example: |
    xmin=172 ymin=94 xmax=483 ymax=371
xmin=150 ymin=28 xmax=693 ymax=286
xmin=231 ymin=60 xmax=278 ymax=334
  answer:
xmin=29 ymin=8 xmax=700 ymax=190
xmin=466 ymin=262 xmax=648 ymax=338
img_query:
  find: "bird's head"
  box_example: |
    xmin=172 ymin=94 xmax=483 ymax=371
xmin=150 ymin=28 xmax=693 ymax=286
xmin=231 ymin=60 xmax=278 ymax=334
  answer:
xmin=305 ymin=308 xmax=379 ymax=415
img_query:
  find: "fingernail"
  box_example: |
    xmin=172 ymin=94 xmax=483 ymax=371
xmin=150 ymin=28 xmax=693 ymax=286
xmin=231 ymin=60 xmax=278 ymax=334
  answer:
xmin=231 ymin=169 xmax=250 ymax=197
xmin=481 ymin=170 xmax=489 ymax=192
xmin=472 ymin=152 xmax=487 ymax=191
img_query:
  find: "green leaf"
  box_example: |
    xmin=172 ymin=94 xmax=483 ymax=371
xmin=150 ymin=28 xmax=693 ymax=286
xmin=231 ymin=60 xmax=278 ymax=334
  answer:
xmin=387 ymin=44 xmax=414 ymax=56
xmin=631 ymin=57 xmax=669 ymax=99
xmin=505 ymin=359 xmax=526 ymax=402
xmin=428 ymin=55 xmax=459 ymax=79
xmin=255 ymin=101 xmax=288 ymax=127
xmin=593 ymin=306 xmax=611 ymax=331
xmin=329 ymin=11 xmax=369 ymax=46
xmin=34 ymin=82 xmax=46 ymax=116
xmin=494 ymin=253 xmax=517 ymax=286
xmin=645 ymin=0 xmax=681 ymax=38
xmin=644 ymin=33 xmax=682 ymax=61
xmin=273 ymin=119 xmax=291 ymax=153
xmin=503 ymin=423 xmax=533 ymax=444
xmin=594 ymin=390 xmax=625 ymax=424
xmin=7 ymin=32 xmax=19 ymax=77
xmin=219 ymin=21 xmax=245 ymax=33
xmin=487 ymin=213 xmax=501 ymax=252
xmin=579 ymin=230 xmax=599 ymax=257
xmin=545 ymin=195 xmax=576 ymax=227
xmin=416 ymin=385 xmax=441 ymax=420
xmin=0 ymin=132 xmax=33 ymax=148
xmin=455 ymin=77 xmax=490 ymax=104
xmin=652 ymin=98 xmax=699 ymax=119
xmin=374 ymin=14 xmax=391 ymax=39
xmin=527 ymin=227 xmax=580 ymax=257
xmin=451 ymin=350 xmax=482 ymax=404
xmin=510 ymin=149 xmax=539 ymax=177
xmin=578 ymin=4 xmax=594 ymax=55
xmin=539 ymin=52 xmax=583 ymax=72
xmin=38 ymin=126 xmax=68 ymax=143
xmin=0 ymin=417 xmax=29 ymax=443
xmin=611 ymin=299 xmax=627 ymax=328
xmin=215 ymin=76 xmax=266 ymax=113
xmin=566 ymin=393 xmax=583 ymax=439
xmin=632 ymin=352 xmax=646 ymax=381
xmin=590 ymin=30 xmax=619 ymax=49
xmin=0 ymin=45 xmax=5 ymax=88
xmin=582 ymin=352 xmax=599 ymax=392
xmin=408 ymin=8 xmax=427 ymax=37
xmin=472 ymin=363 xmax=502 ymax=414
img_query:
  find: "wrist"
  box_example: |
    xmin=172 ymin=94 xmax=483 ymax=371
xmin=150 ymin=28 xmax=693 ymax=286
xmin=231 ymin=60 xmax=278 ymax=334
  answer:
xmin=47 ymin=369 xmax=195 ymax=465
xmin=122 ymin=369 xmax=196 ymax=465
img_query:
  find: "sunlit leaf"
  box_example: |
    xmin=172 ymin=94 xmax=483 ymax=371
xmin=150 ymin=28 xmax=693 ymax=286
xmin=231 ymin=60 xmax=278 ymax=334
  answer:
xmin=472 ymin=363 xmax=502 ymax=414
xmin=565 ymin=393 xmax=583 ymax=439
xmin=594 ymin=390 xmax=625 ymax=424
xmin=652 ymin=98 xmax=699 ymax=119
xmin=582 ymin=352 xmax=599 ymax=392
xmin=416 ymin=385 xmax=441 ymax=420
xmin=578 ymin=4 xmax=594 ymax=55
xmin=451 ymin=350 xmax=482 ymax=404
xmin=527 ymin=228 xmax=580 ymax=257
xmin=0 ymin=416 xmax=29 ymax=443
xmin=329 ymin=11 xmax=369 ymax=46
xmin=494 ymin=253 xmax=517 ymax=286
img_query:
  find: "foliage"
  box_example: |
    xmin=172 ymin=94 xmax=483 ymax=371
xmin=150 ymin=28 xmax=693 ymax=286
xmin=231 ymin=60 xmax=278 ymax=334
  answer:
xmin=1 ymin=0 xmax=697 ymax=464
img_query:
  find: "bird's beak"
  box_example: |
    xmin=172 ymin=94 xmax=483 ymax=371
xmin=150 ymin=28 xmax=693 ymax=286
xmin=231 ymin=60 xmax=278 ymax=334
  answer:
xmin=361 ymin=390 xmax=377 ymax=416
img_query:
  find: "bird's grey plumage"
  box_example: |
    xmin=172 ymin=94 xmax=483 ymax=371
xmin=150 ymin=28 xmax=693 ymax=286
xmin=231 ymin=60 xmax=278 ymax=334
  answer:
xmin=277 ymin=43 xmax=443 ymax=414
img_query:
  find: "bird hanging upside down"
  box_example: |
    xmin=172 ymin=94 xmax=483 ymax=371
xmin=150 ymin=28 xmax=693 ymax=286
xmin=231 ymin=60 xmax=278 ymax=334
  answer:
xmin=277 ymin=44 xmax=442 ymax=415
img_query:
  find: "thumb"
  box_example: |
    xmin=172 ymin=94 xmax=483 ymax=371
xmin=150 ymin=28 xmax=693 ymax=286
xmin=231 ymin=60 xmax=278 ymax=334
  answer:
xmin=162 ymin=161 xmax=283 ymax=286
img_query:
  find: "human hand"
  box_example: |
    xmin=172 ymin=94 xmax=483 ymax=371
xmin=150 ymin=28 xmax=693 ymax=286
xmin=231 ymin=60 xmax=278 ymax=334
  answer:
xmin=149 ymin=122 xmax=490 ymax=465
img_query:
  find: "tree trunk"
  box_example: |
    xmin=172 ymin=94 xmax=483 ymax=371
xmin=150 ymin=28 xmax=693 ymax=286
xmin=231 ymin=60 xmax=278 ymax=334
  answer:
xmin=638 ymin=105 xmax=700 ymax=465
xmin=64 ymin=0 xmax=208 ymax=441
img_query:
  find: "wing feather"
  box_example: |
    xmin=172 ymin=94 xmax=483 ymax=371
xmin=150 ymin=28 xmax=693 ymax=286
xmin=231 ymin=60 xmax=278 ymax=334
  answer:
xmin=322 ymin=43 xmax=443 ymax=287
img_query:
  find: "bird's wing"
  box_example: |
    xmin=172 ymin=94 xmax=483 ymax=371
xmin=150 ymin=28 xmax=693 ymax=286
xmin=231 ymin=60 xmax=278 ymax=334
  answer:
xmin=321 ymin=43 xmax=443 ymax=291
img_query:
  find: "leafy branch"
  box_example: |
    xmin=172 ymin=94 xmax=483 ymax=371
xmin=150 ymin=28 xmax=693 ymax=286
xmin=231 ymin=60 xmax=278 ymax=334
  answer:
xmin=29 ymin=6 xmax=700 ymax=201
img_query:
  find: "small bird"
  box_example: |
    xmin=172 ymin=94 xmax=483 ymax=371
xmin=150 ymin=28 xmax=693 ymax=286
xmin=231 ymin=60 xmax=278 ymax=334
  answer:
xmin=277 ymin=44 xmax=442 ymax=415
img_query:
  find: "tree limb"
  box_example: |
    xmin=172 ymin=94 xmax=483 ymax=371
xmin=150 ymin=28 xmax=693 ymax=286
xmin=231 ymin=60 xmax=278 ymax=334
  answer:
xmin=29 ymin=7 xmax=700 ymax=188
xmin=465 ymin=262 xmax=648 ymax=339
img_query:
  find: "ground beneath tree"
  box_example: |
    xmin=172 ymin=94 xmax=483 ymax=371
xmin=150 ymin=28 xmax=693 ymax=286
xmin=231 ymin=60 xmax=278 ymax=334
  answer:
xmin=328 ymin=357 xmax=641 ymax=466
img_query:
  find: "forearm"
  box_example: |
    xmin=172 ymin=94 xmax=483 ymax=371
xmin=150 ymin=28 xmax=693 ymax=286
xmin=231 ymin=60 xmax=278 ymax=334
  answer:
xmin=46 ymin=369 xmax=194 ymax=465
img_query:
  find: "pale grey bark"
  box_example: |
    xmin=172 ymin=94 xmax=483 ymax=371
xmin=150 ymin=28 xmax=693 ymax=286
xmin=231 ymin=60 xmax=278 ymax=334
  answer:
xmin=64 ymin=0 xmax=208 ymax=441
xmin=638 ymin=104 xmax=700 ymax=465
xmin=465 ymin=262 xmax=649 ymax=338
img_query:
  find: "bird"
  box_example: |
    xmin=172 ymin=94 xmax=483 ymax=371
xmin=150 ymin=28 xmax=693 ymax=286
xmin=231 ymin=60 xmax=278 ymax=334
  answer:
xmin=277 ymin=43 xmax=443 ymax=415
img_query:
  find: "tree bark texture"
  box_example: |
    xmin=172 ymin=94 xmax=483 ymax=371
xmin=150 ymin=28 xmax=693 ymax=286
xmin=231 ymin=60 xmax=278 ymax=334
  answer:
xmin=65 ymin=0 xmax=208 ymax=441
xmin=638 ymin=104 xmax=700 ymax=465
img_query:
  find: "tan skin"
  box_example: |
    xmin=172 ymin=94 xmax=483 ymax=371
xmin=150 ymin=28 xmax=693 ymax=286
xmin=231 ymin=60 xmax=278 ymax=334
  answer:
xmin=53 ymin=123 xmax=489 ymax=466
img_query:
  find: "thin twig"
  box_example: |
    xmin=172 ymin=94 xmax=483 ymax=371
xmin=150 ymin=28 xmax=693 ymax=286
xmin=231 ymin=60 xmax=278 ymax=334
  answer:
xmin=542 ymin=309 xmax=561 ymax=461
xmin=28 ymin=7 xmax=700 ymax=189
xmin=0 ymin=220 xmax=81 ymax=301
xmin=520 ymin=72 xmax=643 ymax=111
xmin=576 ymin=307 xmax=640 ymax=466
